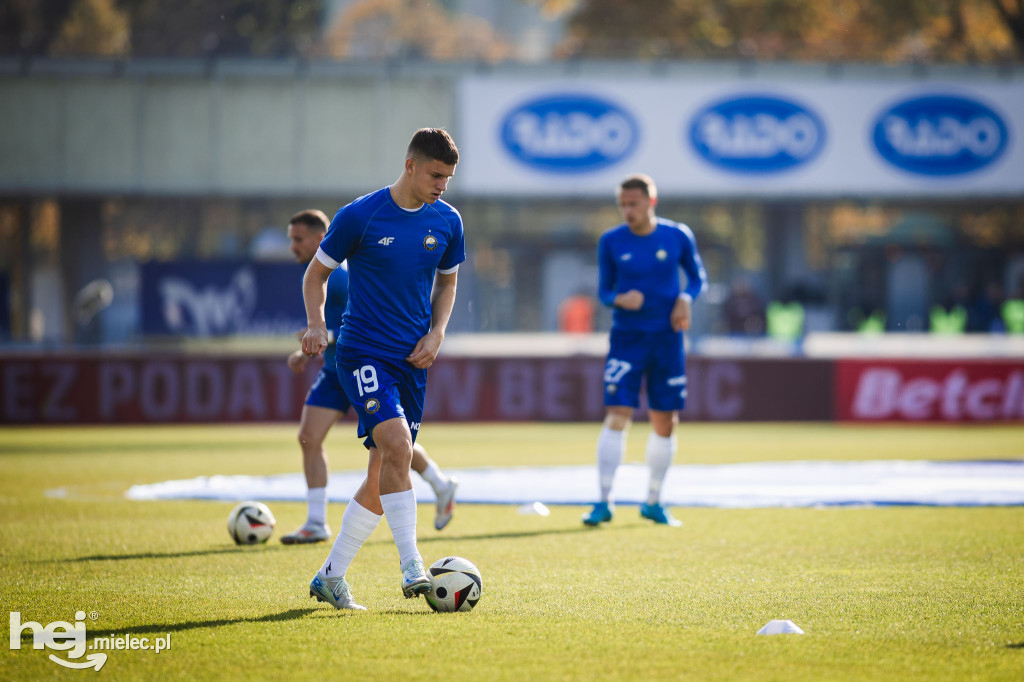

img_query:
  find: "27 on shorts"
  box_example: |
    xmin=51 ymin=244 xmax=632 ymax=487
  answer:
xmin=304 ymin=364 xmax=352 ymax=413
xmin=337 ymin=349 xmax=427 ymax=449
xmin=603 ymin=328 xmax=687 ymax=412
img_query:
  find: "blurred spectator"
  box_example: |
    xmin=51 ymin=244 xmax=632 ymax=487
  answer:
xmin=847 ymin=302 xmax=885 ymax=334
xmin=558 ymin=293 xmax=595 ymax=333
xmin=967 ymin=281 xmax=1004 ymax=333
xmin=722 ymin=276 xmax=765 ymax=336
xmin=930 ymin=285 xmax=968 ymax=334
xmin=766 ymin=298 xmax=804 ymax=341
xmin=1003 ymin=278 xmax=1024 ymax=334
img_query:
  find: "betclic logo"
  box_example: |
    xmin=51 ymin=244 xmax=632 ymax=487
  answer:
xmin=500 ymin=94 xmax=639 ymax=173
xmin=871 ymin=95 xmax=1009 ymax=175
xmin=688 ymin=94 xmax=826 ymax=173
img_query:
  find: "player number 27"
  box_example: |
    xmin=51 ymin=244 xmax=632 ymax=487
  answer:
xmin=352 ymin=365 xmax=379 ymax=396
xmin=603 ymin=359 xmax=632 ymax=383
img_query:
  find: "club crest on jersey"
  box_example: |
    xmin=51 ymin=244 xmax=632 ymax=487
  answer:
xmin=656 ymin=249 xmax=668 ymax=261
xmin=423 ymin=234 xmax=438 ymax=251
xmin=364 ymin=398 xmax=381 ymax=413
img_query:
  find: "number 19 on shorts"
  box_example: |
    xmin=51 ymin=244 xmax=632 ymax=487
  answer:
xmin=352 ymin=365 xmax=379 ymax=396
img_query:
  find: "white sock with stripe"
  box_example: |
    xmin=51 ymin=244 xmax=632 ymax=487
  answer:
xmin=320 ymin=499 xmax=380 ymax=578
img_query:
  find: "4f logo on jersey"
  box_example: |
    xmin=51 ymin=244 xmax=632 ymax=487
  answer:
xmin=378 ymin=237 xmax=395 ymax=246
xmin=423 ymin=235 xmax=438 ymax=251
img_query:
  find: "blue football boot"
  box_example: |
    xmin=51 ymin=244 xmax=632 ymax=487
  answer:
xmin=581 ymin=501 xmax=613 ymax=526
xmin=640 ymin=502 xmax=682 ymax=527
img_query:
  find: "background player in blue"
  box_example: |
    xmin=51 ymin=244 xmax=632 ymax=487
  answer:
xmin=583 ymin=174 xmax=708 ymax=528
xmin=281 ymin=209 xmax=459 ymax=546
xmin=301 ymin=129 xmax=465 ymax=610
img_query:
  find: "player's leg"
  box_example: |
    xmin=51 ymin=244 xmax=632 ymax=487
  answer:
xmin=583 ymin=406 xmax=632 ymax=526
xmin=310 ymin=449 xmax=384 ymax=610
xmin=585 ymin=332 xmax=644 ymax=526
xmin=309 ymin=450 xmax=383 ymax=611
xmin=639 ymin=330 xmax=686 ymax=527
xmin=412 ymin=442 xmax=458 ymax=530
xmin=339 ymin=352 xmax=430 ymax=598
xmin=282 ymin=404 xmax=340 ymax=544
xmin=373 ymin=416 xmax=430 ymax=597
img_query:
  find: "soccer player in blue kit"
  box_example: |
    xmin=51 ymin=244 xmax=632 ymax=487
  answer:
xmin=280 ymin=210 xmax=458 ymax=545
xmin=583 ymin=174 xmax=708 ymax=528
xmin=301 ymin=129 xmax=465 ymax=610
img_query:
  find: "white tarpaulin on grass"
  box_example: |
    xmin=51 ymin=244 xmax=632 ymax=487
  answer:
xmin=125 ymin=460 xmax=1024 ymax=508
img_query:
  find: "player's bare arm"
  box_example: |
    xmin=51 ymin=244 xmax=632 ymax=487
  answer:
xmin=615 ymin=289 xmax=644 ymax=310
xmin=301 ymin=258 xmax=333 ymax=357
xmin=407 ymin=269 xmax=458 ymax=369
xmin=671 ymin=295 xmax=692 ymax=332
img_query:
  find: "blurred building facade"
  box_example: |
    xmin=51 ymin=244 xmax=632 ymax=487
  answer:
xmin=0 ymin=57 xmax=1022 ymax=346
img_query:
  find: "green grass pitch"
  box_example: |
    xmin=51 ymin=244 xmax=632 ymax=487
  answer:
xmin=1 ymin=423 xmax=1023 ymax=681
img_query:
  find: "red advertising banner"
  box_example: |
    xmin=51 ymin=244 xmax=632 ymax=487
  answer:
xmin=835 ymin=359 xmax=1024 ymax=422
xmin=0 ymin=354 xmax=320 ymax=424
xmin=1 ymin=353 xmax=834 ymax=424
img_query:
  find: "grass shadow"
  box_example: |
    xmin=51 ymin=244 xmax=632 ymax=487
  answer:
xmin=19 ymin=608 xmax=318 ymax=643
xmin=369 ymin=521 xmax=640 ymax=547
xmin=67 ymin=544 xmax=291 ymax=563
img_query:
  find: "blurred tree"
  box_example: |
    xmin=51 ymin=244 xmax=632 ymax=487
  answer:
xmin=116 ymin=0 xmax=323 ymax=57
xmin=318 ymin=0 xmax=512 ymax=62
xmin=0 ymin=0 xmax=324 ymax=58
xmin=531 ymin=0 xmax=1022 ymax=62
xmin=50 ymin=0 xmax=129 ymax=57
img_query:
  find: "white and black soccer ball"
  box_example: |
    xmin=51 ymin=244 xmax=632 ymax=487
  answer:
xmin=227 ymin=501 xmax=276 ymax=545
xmin=425 ymin=556 xmax=482 ymax=613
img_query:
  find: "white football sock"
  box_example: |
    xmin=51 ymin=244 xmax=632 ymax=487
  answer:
xmin=380 ymin=489 xmax=421 ymax=568
xmin=320 ymin=499 xmax=380 ymax=578
xmin=418 ymin=459 xmax=447 ymax=496
xmin=645 ymin=432 xmax=676 ymax=505
xmin=306 ymin=486 xmax=327 ymax=527
xmin=597 ymin=425 xmax=626 ymax=503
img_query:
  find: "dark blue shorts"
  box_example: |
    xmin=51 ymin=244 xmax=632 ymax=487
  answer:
xmin=304 ymin=363 xmax=352 ymax=413
xmin=337 ymin=349 xmax=426 ymax=449
xmin=603 ymin=328 xmax=687 ymax=412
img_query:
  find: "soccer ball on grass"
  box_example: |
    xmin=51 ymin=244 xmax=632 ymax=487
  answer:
xmin=425 ymin=556 xmax=482 ymax=612
xmin=227 ymin=501 xmax=276 ymax=545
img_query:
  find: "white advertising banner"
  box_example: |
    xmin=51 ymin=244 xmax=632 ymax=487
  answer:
xmin=456 ymin=75 xmax=1024 ymax=197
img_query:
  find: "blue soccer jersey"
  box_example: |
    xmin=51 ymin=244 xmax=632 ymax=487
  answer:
xmin=598 ymin=218 xmax=708 ymax=332
xmin=316 ymin=187 xmax=466 ymax=360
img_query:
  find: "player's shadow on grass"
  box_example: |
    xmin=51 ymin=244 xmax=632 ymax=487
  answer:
xmin=371 ymin=522 xmax=634 ymax=547
xmin=19 ymin=608 xmax=317 ymax=644
xmin=68 ymin=544 xmax=293 ymax=563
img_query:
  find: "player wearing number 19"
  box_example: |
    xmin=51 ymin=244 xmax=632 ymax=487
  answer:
xmin=301 ymin=128 xmax=465 ymax=610
xmin=583 ymin=174 xmax=707 ymax=529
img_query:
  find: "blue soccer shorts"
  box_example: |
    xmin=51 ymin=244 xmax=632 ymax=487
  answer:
xmin=304 ymin=362 xmax=352 ymax=413
xmin=337 ymin=349 xmax=427 ymax=449
xmin=603 ymin=328 xmax=687 ymax=412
